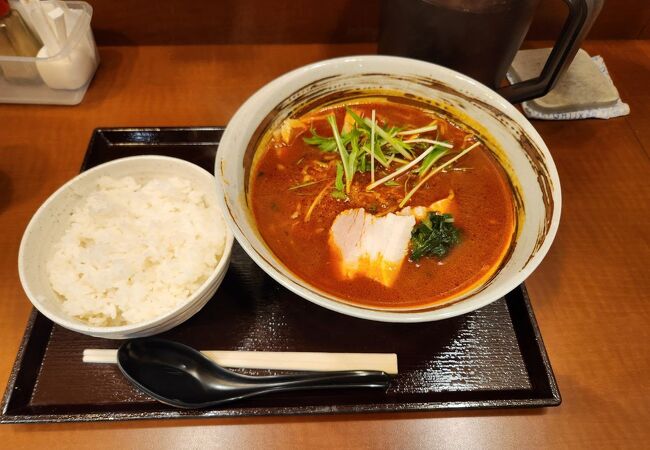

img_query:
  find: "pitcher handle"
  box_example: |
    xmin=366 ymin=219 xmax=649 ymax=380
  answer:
xmin=497 ymin=0 xmax=604 ymax=104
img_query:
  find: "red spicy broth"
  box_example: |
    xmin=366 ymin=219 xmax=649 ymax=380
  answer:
xmin=250 ymin=98 xmax=515 ymax=309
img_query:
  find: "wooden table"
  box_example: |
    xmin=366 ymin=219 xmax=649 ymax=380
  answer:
xmin=1 ymin=41 xmax=648 ymax=449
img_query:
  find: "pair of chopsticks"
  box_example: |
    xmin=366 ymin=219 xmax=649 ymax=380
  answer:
xmin=83 ymin=349 xmax=399 ymax=374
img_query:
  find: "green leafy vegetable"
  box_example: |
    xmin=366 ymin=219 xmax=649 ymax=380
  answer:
xmin=348 ymin=129 xmax=362 ymax=185
xmin=363 ymin=117 xmax=413 ymax=160
xmin=328 ymin=115 xmax=353 ymax=194
xmin=303 ymin=130 xmax=337 ymax=152
xmin=334 ymin=161 xmax=345 ymax=191
xmin=397 ymin=122 xmax=438 ymax=136
xmin=359 ymin=153 xmax=367 ymax=172
xmin=332 ymin=161 xmax=346 ymax=199
xmin=345 ymin=108 xmax=370 ymax=131
xmin=361 ymin=143 xmax=389 ymax=168
xmin=410 ymin=212 xmax=460 ymax=261
xmin=303 ymin=129 xmax=352 ymax=152
xmin=400 ymin=141 xmax=481 ymax=208
xmin=417 ymin=144 xmax=449 ymax=177
xmin=299 ymin=108 xmax=475 ymax=205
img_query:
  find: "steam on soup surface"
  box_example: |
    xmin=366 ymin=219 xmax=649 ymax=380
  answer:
xmin=250 ymin=97 xmax=515 ymax=310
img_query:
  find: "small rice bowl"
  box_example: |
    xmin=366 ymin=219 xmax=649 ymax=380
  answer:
xmin=46 ymin=175 xmax=226 ymax=326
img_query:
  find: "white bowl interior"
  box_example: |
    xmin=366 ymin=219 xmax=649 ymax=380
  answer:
xmin=216 ymin=55 xmax=561 ymax=323
xmin=19 ymin=155 xmax=234 ymax=339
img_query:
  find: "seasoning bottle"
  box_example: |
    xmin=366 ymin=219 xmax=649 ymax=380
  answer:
xmin=0 ymin=0 xmax=42 ymax=82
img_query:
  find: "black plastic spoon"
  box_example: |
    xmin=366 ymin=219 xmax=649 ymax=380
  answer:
xmin=117 ymin=339 xmax=391 ymax=409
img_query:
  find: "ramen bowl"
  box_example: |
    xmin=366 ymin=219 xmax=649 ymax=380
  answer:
xmin=215 ymin=55 xmax=560 ymax=323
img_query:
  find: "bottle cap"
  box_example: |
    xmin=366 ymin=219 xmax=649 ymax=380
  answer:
xmin=0 ymin=0 xmax=10 ymax=18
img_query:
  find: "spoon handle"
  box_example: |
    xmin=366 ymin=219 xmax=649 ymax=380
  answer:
xmin=232 ymin=370 xmax=391 ymax=390
xmin=197 ymin=370 xmax=391 ymax=406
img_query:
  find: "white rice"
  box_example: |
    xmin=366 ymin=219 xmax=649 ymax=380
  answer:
xmin=46 ymin=175 xmax=226 ymax=326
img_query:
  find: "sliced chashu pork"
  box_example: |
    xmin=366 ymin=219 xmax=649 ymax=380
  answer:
xmin=329 ymin=209 xmax=415 ymax=288
xmin=328 ymin=190 xmax=455 ymax=288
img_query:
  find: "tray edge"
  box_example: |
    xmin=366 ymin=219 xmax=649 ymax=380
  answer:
xmin=518 ymin=285 xmax=561 ymax=405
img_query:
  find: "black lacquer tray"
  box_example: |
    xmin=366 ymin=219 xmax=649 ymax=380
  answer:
xmin=1 ymin=127 xmax=560 ymax=423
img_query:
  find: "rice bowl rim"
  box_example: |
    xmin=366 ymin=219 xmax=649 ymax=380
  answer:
xmin=18 ymin=155 xmax=234 ymax=337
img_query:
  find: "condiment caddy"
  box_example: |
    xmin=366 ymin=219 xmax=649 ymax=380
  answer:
xmin=0 ymin=0 xmax=98 ymax=105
